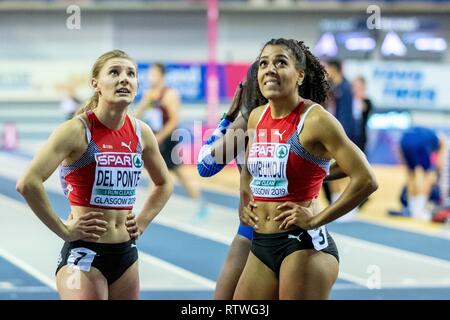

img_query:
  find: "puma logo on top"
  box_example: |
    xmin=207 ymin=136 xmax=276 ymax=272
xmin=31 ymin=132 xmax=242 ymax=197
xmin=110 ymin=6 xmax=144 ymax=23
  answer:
xmin=274 ymin=130 xmax=286 ymax=140
xmin=121 ymin=141 xmax=132 ymax=152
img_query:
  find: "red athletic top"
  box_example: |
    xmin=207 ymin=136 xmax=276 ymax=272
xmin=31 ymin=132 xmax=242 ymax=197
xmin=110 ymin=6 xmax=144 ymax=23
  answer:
xmin=59 ymin=111 xmax=143 ymax=210
xmin=154 ymin=88 xmax=170 ymax=127
xmin=247 ymin=102 xmax=330 ymax=202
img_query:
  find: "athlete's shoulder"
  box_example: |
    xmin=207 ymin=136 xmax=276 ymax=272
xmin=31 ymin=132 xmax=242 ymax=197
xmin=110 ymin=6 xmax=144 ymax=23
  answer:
xmin=252 ymin=104 xmax=267 ymax=113
xmin=164 ymin=87 xmax=178 ymax=95
xmin=163 ymin=87 xmax=180 ymax=101
xmin=60 ymin=114 xmax=88 ymax=135
xmin=130 ymin=115 xmax=147 ymax=129
xmin=305 ymin=103 xmax=348 ymax=143
xmin=304 ymin=102 xmax=331 ymax=124
xmin=45 ymin=115 xmax=88 ymax=149
xmin=132 ymin=117 xmax=153 ymax=141
xmin=247 ymin=104 xmax=267 ymax=127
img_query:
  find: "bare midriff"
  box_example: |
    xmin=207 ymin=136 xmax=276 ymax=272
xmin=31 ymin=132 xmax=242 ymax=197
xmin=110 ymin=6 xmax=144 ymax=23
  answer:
xmin=252 ymin=199 xmax=320 ymax=233
xmin=70 ymin=206 xmax=131 ymax=243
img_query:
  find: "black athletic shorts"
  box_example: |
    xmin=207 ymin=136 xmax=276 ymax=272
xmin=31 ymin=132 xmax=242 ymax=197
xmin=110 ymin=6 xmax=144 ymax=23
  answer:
xmin=251 ymin=226 xmax=339 ymax=276
xmin=55 ymin=239 xmax=138 ymax=284
xmin=159 ymin=135 xmax=182 ymax=170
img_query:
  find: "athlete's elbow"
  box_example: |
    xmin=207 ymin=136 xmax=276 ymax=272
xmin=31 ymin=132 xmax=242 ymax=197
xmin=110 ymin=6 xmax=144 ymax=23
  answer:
xmin=155 ymin=174 xmax=174 ymax=192
xmin=16 ymin=174 xmax=36 ymax=196
xmin=165 ymin=179 xmax=174 ymax=195
xmin=16 ymin=178 xmax=25 ymax=195
xmin=361 ymin=172 xmax=378 ymax=196
xmin=159 ymin=179 xmax=174 ymax=199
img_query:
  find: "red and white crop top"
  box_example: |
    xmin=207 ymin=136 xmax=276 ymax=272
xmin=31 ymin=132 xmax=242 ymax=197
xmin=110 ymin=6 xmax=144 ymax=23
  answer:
xmin=247 ymin=101 xmax=330 ymax=202
xmin=59 ymin=111 xmax=143 ymax=210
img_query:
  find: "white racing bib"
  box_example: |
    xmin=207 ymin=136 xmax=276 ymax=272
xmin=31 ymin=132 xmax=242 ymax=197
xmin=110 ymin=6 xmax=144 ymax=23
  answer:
xmin=91 ymin=152 xmax=143 ymax=207
xmin=247 ymin=142 xmax=290 ymax=198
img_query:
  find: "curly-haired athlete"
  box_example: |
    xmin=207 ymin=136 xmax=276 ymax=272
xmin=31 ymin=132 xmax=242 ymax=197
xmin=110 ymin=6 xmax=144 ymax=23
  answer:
xmin=236 ymin=38 xmax=377 ymax=300
xmin=198 ymin=54 xmax=346 ymax=299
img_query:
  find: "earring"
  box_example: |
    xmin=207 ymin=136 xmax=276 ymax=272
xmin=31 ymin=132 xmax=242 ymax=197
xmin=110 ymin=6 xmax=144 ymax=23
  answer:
xmin=298 ymin=80 xmax=303 ymax=86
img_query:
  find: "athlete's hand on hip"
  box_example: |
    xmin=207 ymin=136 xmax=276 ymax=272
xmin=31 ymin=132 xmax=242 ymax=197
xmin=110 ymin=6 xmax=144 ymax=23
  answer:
xmin=240 ymin=201 xmax=259 ymax=229
xmin=126 ymin=213 xmax=142 ymax=240
xmin=64 ymin=211 xmax=108 ymax=241
xmin=274 ymin=202 xmax=315 ymax=230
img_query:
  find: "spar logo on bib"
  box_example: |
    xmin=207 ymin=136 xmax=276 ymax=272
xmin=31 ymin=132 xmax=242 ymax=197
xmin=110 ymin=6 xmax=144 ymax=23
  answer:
xmin=249 ymin=143 xmax=276 ymax=158
xmin=249 ymin=143 xmax=289 ymax=159
xmin=133 ymin=155 xmax=143 ymax=168
xmin=276 ymin=145 xmax=288 ymax=159
xmin=95 ymin=153 xmax=133 ymax=168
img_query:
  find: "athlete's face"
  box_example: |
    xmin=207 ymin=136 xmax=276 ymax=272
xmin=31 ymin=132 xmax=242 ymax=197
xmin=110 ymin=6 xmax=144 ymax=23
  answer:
xmin=92 ymin=58 xmax=138 ymax=106
xmin=257 ymin=45 xmax=304 ymax=101
xmin=324 ymin=63 xmax=338 ymax=83
xmin=352 ymin=78 xmax=365 ymax=99
xmin=149 ymin=65 xmax=164 ymax=88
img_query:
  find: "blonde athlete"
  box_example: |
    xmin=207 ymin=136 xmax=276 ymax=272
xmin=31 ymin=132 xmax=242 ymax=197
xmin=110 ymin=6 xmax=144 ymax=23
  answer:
xmin=17 ymin=50 xmax=173 ymax=300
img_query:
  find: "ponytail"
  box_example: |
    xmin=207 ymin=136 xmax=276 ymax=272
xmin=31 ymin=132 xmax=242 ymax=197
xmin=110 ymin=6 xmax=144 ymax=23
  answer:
xmin=76 ymin=92 xmax=99 ymax=116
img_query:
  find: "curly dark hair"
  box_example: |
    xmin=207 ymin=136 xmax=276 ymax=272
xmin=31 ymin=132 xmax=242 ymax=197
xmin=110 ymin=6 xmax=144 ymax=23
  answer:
xmin=240 ymin=39 xmax=330 ymax=120
xmin=256 ymin=38 xmax=330 ymax=105
xmin=240 ymin=60 xmax=267 ymax=121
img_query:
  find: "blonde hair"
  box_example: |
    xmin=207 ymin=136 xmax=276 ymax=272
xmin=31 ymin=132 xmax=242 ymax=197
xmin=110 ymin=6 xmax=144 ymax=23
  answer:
xmin=76 ymin=50 xmax=135 ymax=115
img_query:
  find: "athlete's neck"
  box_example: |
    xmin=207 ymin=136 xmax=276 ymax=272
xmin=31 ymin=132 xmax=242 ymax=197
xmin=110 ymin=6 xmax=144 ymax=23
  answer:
xmin=151 ymin=83 xmax=165 ymax=93
xmin=269 ymin=95 xmax=303 ymax=119
xmin=94 ymin=104 xmax=128 ymax=130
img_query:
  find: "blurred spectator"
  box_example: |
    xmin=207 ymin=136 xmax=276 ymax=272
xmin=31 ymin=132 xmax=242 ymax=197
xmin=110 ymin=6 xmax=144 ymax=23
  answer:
xmin=60 ymin=96 xmax=82 ymax=121
xmin=325 ymin=59 xmax=356 ymax=143
xmin=55 ymin=75 xmax=86 ymax=120
xmin=352 ymin=76 xmax=373 ymax=154
xmin=399 ymin=127 xmax=447 ymax=221
xmin=135 ymin=63 xmax=207 ymax=220
xmin=324 ymin=59 xmax=358 ymax=222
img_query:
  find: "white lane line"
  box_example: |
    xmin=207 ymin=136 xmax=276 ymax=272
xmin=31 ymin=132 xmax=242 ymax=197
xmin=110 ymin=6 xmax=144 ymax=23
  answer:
xmin=338 ymin=272 xmax=368 ymax=287
xmin=0 ymin=194 xmax=31 ymax=214
xmin=0 ymin=286 xmax=54 ymax=293
xmin=138 ymin=251 xmax=216 ymax=290
xmin=336 ymin=234 xmax=450 ymax=269
xmin=335 ymin=273 xmax=450 ymax=289
xmin=155 ymin=215 xmax=232 ymax=245
xmin=332 ymin=283 xmax=368 ymax=290
xmin=357 ymin=215 xmax=450 ymax=241
xmin=0 ymin=247 xmax=56 ymax=291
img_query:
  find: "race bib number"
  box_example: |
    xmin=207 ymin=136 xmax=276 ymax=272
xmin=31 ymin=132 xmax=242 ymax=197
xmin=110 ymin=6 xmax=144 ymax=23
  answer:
xmin=247 ymin=143 xmax=290 ymax=198
xmin=307 ymin=226 xmax=328 ymax=250
xmin=91 ymin=152 xmax=143 ymax=207
xmin=67 ymin=247 xmax=96 ymax=272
